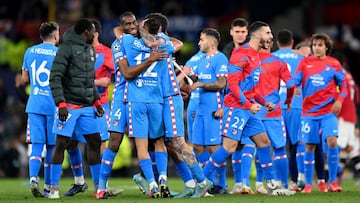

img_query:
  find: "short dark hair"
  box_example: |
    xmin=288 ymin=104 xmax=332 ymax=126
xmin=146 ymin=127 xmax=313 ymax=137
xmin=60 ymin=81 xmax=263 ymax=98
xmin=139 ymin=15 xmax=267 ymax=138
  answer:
xmin=144 ymin=18 xmax=160 ymax=35
xmin=119 ymin=11 xmax=136 ymax=25
xmin=144 ymin=12 xmax=168 ymax=33
xmin=277 ymin=29 xmax=293 ymax=46
xmin=74 ymin=18 xmax=94 ymax=35
xmin=311 ymin=33 xmax=333 ymax=55
xmin=201 ymin=28 xmax=221 ymax=44
xmin=91 ymin=19 xmax=101 ymax=34
xmin=39 ymin=21 xmax=59 ymax=40
xmin=231 ymin=18 xmax=248 ymax=28
xmin=248 ymin=21 xmax=268 ymax=36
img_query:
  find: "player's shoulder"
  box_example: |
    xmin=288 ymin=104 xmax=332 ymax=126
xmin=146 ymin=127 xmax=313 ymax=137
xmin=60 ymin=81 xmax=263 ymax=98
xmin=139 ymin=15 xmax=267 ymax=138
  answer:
xmin=326 ymin=56 xmax=342 ymax=67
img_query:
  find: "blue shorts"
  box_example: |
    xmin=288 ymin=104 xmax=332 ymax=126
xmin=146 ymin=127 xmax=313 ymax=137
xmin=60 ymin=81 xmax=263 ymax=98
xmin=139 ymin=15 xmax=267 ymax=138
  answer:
xmin=186 ymin=98 xmax=199 ymax=143
xmin=282 ymin=108 xmax=302 ymax=145
xmin=109 ymin=99 xmax=128 ymax=134
xmin=301 ymin=114 xmax=338 ymax=145
xmin=222 ymin=106 xmax=265 ymax=141
xmin=128 ymin=102 xmax=164 ymax=139
xmin=192 ymin=114 xmax=222 ymax=146
xmin=262 ymin=119 xmax=286 ymax=149
xmin=241 ymin=137 xmax=255 ymax=145
xmin=163 ymin=95 xmax=184 ymax=138
xmin=26 ymin=113 xmax=56 ymax=145
xmin=97 ymin=103 xmax=110 ymax=141
xmin=53 ymin=106 xmax=99 ymax=138
xmin=72 ymin=103 xmax=111 ymax=143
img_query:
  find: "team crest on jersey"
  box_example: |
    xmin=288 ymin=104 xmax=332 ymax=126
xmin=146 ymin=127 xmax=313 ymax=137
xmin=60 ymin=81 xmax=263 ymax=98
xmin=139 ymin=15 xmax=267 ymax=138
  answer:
xmin=113 ymin=121 xmax=118 ymax=126
xmin=232 ymin=128 xmax=238 ymax=135
xmin=57 ymin=123 xmax=63 ymax=130
xmin=114 ymin=44 xmax=120 ymax=51
xmin=206 ymin=62 xmax=210 ymax=68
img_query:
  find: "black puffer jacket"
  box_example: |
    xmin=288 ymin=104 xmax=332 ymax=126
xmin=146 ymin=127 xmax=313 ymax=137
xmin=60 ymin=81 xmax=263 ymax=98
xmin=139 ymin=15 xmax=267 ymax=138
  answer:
xmin=50 ymin=27 xmax=99 ymax=106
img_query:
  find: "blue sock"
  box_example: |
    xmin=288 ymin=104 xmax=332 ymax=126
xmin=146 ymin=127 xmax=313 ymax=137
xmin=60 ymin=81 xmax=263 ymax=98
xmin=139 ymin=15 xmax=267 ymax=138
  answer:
xmin=289 ymin=143 xmax=298 ymax=183
xmin=67 ymin=148 xmax=83 ymax=177
xmin=139 ymin=159 xmax=155 ymax=183
xmin=327 ymin=147 xmax=339 ymax=183
xmin=273 ymin=147 xmax=289 ymax=188
xmin=175 ymin=162 xmax=193 ymax=183
xmin=29 ymin=143 xmax=44 ymax=179
xmin=155 ymin=151 xmax=168 ymax=178
xmin=304 ymin=151 xmax=314 ymax=185
xmin=50 ymin=164 xmax=62 ymax=186
xmin=149 ymin=151 xmax=159 ymax=181
xmin=241 ymin=146 xmax=255 ymax=187
xmin=98 ymin=148 xmax=116 ymax=190
xmin=189 ymin=164 xmax=206 ymax=183
xmin=255 ymin=151 xmax=264 ymax=182
xmin=232 ymin=149 xmax=242 ymax=183
xmin=197 ymin=150 xmax=210 ymax=167
xmin=257 ymin=146 xmax=273 ymax=181
xmin=216 ymin=164 xmax=227 ymax=188
xmin=44 ymin=145 xmax=54 ymax=185
xmin=314 ymin=143 xmax=325 ymax=180
xmin=89 ymin=163 xmax=101 ymax=186
xmin=203 ymin=146 xmax=230 ymax=179
xmin=296 ymin=143 xmax=305 ymax=174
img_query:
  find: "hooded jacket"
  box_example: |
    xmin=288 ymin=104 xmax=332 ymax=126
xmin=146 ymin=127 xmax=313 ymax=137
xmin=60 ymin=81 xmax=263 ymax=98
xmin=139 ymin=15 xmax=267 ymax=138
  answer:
xmin=50 ymin=27 xmax=100 ymax=107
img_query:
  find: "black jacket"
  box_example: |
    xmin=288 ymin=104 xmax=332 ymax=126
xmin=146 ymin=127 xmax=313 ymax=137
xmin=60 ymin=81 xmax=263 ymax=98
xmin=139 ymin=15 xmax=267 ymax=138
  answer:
xmin=50 ymin=27 xmax=99 ymax=106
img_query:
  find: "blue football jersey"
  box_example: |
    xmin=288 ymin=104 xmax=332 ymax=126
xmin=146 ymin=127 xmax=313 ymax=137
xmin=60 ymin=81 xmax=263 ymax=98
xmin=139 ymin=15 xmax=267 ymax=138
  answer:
xmin=194 ymin=51 xmax=228 ymax=115
xmin=185 ymin=50 xmax=206 ymax=101
xmin=22 ymin=43 xmax=57 ymax=115
xmin=111 ymin=36 xmax=128 ymax=102
xmin=157 ymin=32 xmax=179 ymax=97
xmin=272 ymin=48 xmax=303 ymax=109
xmin=122 ymin=34 xmax=164 ymax=103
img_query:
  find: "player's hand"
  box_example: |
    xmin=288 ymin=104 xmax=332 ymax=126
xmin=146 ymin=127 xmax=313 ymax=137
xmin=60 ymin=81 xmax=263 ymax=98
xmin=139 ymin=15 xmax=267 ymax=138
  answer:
xmin=331 ymin=100 xmax=342 ymax=115
xmin=190 ymin=82 xmax=202 ymax=91
xmin=295 ymin=87 xmax=301 ymax=95
xmin=95 ymin=77 xmax=111 ymax=87
xmin=182 ymin=66 xmax=192 ymax=75
xmin=58 ymin=107 xmax=68 ymax=122
xmin=249 ymin=103 xmax=261 ymax=114
xmin=96 ymin=105 xmax=105 ymax=117
xmin=212 ymin=108 xmax=224 ymax=118
xmin=148 ymin=49 xmax=168 ymax=62
xmin=286 ymin=103 xmax=292 ymax=113
xmin=264 ymin=102 xmax=275 ymax=111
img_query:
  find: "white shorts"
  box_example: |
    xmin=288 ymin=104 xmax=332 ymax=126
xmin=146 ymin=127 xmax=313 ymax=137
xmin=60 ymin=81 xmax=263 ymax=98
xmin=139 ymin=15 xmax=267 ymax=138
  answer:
xmin=337 ymin=117 xmax=359 ymax=158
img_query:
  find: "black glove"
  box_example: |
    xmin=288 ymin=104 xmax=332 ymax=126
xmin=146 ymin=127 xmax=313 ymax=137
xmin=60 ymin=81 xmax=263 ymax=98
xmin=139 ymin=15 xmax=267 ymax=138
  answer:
xmin=58 ymin=107 xmax=68 ymax=122
xmin=96 ymin=105 xmax=104 ymax=117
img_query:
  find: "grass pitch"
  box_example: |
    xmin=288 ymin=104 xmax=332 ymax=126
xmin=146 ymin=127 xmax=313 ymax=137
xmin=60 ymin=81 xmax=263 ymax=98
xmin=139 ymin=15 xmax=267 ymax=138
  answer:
xmin=1 ymin=177 xmax=360 ymax=203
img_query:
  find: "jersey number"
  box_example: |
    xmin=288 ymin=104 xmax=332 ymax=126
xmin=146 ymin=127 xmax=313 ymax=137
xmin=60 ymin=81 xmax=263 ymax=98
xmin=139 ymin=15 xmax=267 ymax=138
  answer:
xmin=30 ymin=59 xmax=50 ymax=87
xmin=134 ymin=53 xmax=158 ymax=77
xmin=231 ymin=116 xmax=245 ymax=130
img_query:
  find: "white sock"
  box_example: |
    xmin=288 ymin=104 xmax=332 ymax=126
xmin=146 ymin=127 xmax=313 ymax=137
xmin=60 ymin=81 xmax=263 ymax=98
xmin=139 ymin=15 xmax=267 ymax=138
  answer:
xmin=74 ymin=176 xmax=85 ymax=185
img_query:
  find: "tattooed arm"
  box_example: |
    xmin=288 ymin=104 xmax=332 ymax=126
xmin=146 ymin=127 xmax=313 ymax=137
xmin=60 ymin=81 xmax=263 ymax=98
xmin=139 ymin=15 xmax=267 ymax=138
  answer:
xmin=190 ymin=76 xmax=227 ymax=91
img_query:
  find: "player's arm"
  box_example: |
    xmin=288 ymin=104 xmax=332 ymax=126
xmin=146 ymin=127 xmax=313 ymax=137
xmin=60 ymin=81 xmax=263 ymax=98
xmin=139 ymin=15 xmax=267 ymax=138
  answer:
xmin=332 ymin=65 xmax=348 ymax=114
xmin=170 ymin=37 xmax=183 ymax=53
xmin=191 ymin=76 xmax=227 ymax=91
xmin=280 ymin=61 xmax=295 ymax=107
xmin=117 ymin=50 xmax=167 ymax=80
xmin=20 ymin=69 xmax=30 ymax=85
xmin=113 ymin=26 xmax=123 ymax=40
